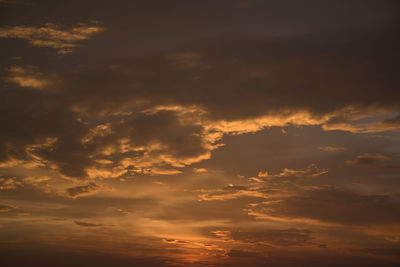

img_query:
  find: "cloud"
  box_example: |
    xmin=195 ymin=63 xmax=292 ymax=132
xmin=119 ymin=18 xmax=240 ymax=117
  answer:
xmin=194 ymin=168 xmax=208 ymax=173
xmin=0 ymin=2 xmax=399 ymax=267
xmin=0 ymin=177 xmax=22 ymax=190
xmin=0 ymin=0 xmax=25 ymax=4
xmin=318 ymin=146 xmax=346 ymax=152
xmin=66 ymin=182 xmax=103 ymax=198
xmin=167 ymin=52 xmax=203 ymax=69
xmin=5 ymin=66 xmax=54 ymax=90
xmin=1 ymin=23 xmax=399 ymax=180
xmin=227 ymin=249 xmax=261 ymax=258
xmin=199 ymin=164 xmax=327 ymax=201
xmin=382 ymin=115 xmax=400 ymax=126
xmin=74 ymin=109 xmax=220 ymax=178
xmin=0 ymin=81 xmax=89 ymax=178
xmin=25 ymin=30 xmax=395 ymax=181
xmin=257 ymin=164 xmax=328 ymax=179
xmin=22 ymin=176 xmax=52 ymax=185
xmin=245 ymin=188 xmax=400 ymax=226
xmin=0 ymin=204 xmax=17 ymax=212
xmin=0 ymin=22 xmax=105 ymax=53
xmin=0 ymin=175 xmax=53 ymax=193
xmin=61 ymin=28 xmax=399 ymax=123
xmin=361 ymin=247 xmax=400 ymax=257
xmin=20 ymin=176 xmax=52 ymax=192
xmin=322 ymin=119 xmax=400 ymax=133
xmin=368 ymin=115 xmax=400 ymax=132
xmin=0 ymin=84 xmax=218 ymax=179
xmin=198 ymin=184 xmax=271 ymax=201
xmin=346 ymin=153 xmax=390 ymax=165
xmin=74 ymin=221 xmax=104 ymax=227
xmin=197 ymin=161 xmax=400 ymax=227
xmin=116 ymin=209 xmax=129 ymax=215
xmin=217 ymin=228 xmax=321 ymax=247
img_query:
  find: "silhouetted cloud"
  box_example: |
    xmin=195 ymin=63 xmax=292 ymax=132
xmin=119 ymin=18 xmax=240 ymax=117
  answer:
xmin=66 ymin=182 xmax=101 ymax=198
xmin=382 ymin=115 xmax=400 ymax=126
xmin=246 ymin=188 xmax=400 ymax=226
xmin=74 ymin=220 xmax=103 ymax=227
xmin=227 ymin=249 xmax=261 ymax=258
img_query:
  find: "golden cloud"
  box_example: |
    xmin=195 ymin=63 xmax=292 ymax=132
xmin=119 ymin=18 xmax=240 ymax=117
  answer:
xmin=5 ymin=66 xmax=53 ymax=90
xmin=0 ymin=22 xmax=105 ymax=53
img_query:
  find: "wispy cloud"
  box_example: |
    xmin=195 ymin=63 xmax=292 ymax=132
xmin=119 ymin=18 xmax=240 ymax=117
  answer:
xmin=346 ymin=153 xmax=390 ymax=166
xmin=245 ymin=187 xmax=400 ymax=226
xmin=74 ymin=221 xmax=104 ymax=227
xmin=66 ymin=182 xmax=108 ymax=198
xmin=318 ymin=146 xmax=346 ymax=152
xmin=0 ymin=22 xmax=105 ymax=53
xmin=257 ymin=164 xmax=328 ymax=179
xmin=5 ymin=66 xmax=53 ymax=89
xmin=0 ymin=177 xmax=22 ymax=190
xmin=199 ymin=164 xmax=328 ymax=201
xmin=0 ymin=204 xmax=17 ymax=213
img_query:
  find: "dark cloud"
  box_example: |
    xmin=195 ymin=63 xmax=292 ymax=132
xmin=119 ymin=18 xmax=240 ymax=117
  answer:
xmin=0 ymin=204 xmax=16 ymax=212
xmin=66 ymin=182 xmax=100 ymax=198
xmin=0 ymin=81 xmax=218 ymax=178
xmin=210 ymin=228 xmax=322 ymax=247
xmin=74 ymin=220 xmax=103 ymax=227
xmin=5 ymin=27 xmax=393 ymax=181
xmin=346 ymin=153 xmax=390 ymax=166
xmin=0 ymin=84 xmax=90 ymax=177
xmin=230 ymin=228 xmax=320 ymax=247
xmin=53 ymin=19 xmax=399 ymax=122
xmin=1 ymin=5 xmax=400 ymax=179
xmin=227 ymin=249 xmax=261 ymax=258
xmin=382 ymin=115 xmax=400 ymax=126
xmin=361 ymin=247 xmax=400 ymax=257
xmin=247 ymin=188 xmax=400 ymax=226
xmin=154 ymin=197 xmax=256 ymax=223
xmin=0 ymin=242 xmax=169 ymax=267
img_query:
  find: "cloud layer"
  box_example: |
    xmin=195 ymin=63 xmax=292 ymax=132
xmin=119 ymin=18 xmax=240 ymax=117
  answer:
xmin=1 ymin=1 xmax=400 ymax=266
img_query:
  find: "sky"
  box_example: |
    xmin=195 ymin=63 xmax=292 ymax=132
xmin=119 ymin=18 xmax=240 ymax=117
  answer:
xmin=0 ymin=1 xmax=400 ymax=266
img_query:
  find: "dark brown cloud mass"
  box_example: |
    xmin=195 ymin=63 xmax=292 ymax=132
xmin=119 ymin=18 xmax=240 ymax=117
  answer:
xmin=346 ymin=153 xmax=390 ymax=166
xmin=66 ymin=182 xmax=101 ymax=198
xmin=246 ymin=187 xmax=400 ymax=225
xmin=74 ymin=220 xmax=104 ymax=227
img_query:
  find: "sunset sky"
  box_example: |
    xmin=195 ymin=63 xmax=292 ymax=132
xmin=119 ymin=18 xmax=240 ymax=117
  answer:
xmin=1 ymin=1 xmax=400 ymax=266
